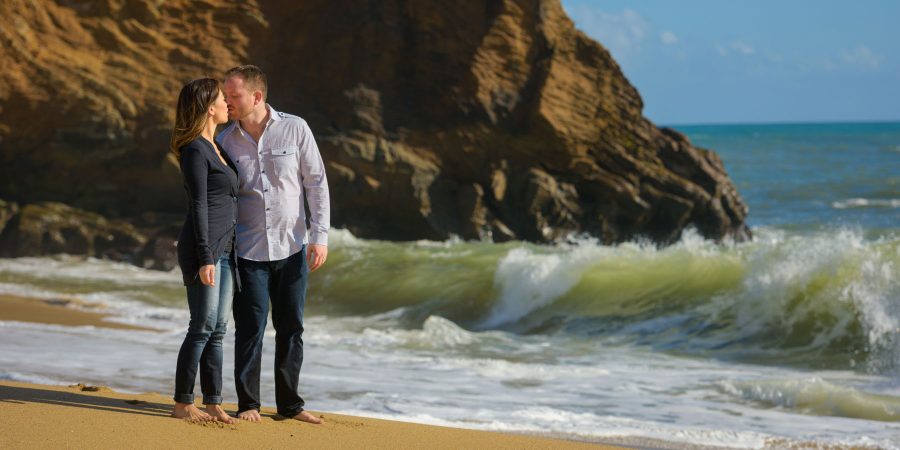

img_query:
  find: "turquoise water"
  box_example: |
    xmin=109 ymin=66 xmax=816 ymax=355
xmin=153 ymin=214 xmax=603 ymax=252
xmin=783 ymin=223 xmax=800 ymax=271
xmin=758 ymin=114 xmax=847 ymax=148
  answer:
xmin=674 ymin=122 xmax=900 ymax=232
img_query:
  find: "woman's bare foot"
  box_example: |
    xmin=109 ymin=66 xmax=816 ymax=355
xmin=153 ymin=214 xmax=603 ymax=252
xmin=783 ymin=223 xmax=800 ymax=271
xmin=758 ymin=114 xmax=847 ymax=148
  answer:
xmin=292 ymin=411 xmax=324 ymax=424
xmin=237 ymin=409 xmax=262 ymax=422
xmin=171 ymin=403 xmax=213 ymax=422
xmin=205 ymin=404 xmax=236 ymax=424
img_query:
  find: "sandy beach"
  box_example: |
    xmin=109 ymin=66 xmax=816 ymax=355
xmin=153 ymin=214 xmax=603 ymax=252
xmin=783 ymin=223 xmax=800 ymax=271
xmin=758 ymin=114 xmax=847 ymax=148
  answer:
xmin=0 ymin=294 xmax=620 ymax=449
xmin=0 ymin=380 xmax=620 ymax=449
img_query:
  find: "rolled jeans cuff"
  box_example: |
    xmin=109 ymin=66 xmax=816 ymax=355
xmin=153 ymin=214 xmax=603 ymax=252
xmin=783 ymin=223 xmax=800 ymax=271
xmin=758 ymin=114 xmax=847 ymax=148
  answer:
xmin=203 ymin=395 xmax=223 ymax=405
xmin=237 ymin=404 xmax=261 ymax=415
xmin=173 ymin=393 xmax=194 ymax=404
xmin=279 ymin=405 xmax=304 ymax=418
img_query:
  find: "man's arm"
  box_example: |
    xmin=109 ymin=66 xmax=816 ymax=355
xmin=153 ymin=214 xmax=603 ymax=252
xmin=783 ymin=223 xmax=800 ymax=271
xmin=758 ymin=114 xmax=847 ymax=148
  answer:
xmin=297 ymin=120 xmax=330 ymax=271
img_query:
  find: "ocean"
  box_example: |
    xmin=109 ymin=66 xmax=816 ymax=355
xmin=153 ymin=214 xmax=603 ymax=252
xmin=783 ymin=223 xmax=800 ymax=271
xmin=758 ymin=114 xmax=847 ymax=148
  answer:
xmin=1 ymin=122 xmax=899 ymax=448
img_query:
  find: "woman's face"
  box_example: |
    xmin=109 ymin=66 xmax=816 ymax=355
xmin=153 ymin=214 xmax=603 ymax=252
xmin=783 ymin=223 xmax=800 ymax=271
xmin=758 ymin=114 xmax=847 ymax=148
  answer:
xmin=209 ymin=89 xmax=229 ymax=125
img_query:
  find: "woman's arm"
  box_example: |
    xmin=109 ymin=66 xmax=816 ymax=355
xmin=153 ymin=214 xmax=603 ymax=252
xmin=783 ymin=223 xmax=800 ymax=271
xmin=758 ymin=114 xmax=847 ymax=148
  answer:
xmin=180 ymin=146 xmax=214 ymax=268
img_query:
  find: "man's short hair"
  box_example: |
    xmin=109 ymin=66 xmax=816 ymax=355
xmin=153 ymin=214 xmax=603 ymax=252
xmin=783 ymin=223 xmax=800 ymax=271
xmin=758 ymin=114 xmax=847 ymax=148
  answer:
xmin=224 ymin=65 xmax=268 ymax=99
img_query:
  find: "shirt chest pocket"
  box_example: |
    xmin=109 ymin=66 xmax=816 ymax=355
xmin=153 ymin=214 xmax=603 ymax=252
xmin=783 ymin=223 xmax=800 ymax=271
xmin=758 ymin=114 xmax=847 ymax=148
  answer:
xmin=267 ymin=146 xmax=299 ymax=178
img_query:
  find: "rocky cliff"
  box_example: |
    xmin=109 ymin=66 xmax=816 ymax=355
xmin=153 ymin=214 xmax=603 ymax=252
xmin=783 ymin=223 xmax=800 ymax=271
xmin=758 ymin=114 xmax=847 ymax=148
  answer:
xmin=0 ymin=0 xmax=750 ymax=251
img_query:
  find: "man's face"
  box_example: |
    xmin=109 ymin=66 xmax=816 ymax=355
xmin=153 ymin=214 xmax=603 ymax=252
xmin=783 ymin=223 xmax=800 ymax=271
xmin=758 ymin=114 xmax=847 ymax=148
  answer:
xmin=223 ymin=76 xmax=257 ymax=121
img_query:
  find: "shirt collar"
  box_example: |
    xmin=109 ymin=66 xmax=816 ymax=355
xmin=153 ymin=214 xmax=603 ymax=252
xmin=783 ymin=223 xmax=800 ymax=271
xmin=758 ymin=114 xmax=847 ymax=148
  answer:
xmin=266 ymin=104 xmax=282 ymax=122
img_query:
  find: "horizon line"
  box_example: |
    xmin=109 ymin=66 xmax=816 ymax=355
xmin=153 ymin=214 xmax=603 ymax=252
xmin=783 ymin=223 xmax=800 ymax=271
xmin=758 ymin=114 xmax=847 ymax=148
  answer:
xmin=660 ymin=118 xmax=900 ymax=128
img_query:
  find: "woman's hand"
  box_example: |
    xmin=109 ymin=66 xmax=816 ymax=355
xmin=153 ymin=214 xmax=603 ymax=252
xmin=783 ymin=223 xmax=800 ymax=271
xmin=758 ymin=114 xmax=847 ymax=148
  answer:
xmin=199 ymin=264 xmax=216 ymax=286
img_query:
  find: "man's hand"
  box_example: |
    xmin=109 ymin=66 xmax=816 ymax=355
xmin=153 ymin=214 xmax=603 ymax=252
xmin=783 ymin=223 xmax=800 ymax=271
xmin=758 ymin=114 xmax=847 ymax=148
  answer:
xmin=307 ymin=244 xmax=328 ymax=272
xmin=199 ymin=264 xmax=216 ymax=286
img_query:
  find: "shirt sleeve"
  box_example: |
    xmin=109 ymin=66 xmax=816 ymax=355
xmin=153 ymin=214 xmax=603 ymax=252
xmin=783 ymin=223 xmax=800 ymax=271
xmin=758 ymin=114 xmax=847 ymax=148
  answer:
xmin=180 ymin=145 xmax=214 ymax=265
xmin=297 ymin=121 xmax=331 ymax=246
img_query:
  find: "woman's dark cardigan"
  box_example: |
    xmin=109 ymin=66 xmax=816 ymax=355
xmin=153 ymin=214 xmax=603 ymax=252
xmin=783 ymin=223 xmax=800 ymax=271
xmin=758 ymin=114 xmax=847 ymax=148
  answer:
xmin=176 ymin=137 xmax=240 ymax=288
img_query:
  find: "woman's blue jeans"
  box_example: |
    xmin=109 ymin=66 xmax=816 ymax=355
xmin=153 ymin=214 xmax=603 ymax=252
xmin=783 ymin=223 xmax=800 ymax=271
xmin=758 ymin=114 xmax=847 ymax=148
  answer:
xmin=173 ymin=252 xmax=234 ymax=405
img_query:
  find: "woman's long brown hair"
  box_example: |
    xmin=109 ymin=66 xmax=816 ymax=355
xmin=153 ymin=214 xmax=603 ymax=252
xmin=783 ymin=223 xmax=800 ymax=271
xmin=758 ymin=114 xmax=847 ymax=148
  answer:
xmin=170 ymin=78 xmax=221 ymax=162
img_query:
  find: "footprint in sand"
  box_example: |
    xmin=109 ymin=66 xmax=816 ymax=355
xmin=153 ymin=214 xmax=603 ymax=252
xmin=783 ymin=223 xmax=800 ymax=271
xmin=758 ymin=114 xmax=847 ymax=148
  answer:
xmin=70 ymin=383 xmax=106 ymax=392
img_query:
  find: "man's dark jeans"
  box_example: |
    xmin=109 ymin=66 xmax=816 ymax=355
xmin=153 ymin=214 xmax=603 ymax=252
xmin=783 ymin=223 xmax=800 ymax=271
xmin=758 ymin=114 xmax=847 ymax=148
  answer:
xmin=234 ymin=246 xmax=308 ymax=417
xmin=173 ymin=252 xmax=234 ymax=405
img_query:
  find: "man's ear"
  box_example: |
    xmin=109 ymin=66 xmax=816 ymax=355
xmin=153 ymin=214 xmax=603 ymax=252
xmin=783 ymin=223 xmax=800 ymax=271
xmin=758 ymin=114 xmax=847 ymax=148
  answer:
xmin=254 ymin=90 xmax=264 ymax=106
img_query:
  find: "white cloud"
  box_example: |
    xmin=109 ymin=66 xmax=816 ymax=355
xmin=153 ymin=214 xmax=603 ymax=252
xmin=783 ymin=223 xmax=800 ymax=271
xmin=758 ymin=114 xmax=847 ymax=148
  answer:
xmin=841 ymin=45 xmax=882 ymax=70
xmin=730 ymin=41 xmax=755 ymax=55
xmin=566 ymin=6 xmax=649 ymax=59
xmin=715 ymin=40 xmax=755 ymax=57
xmin=660 ymin=31 xmax=679 ymax=45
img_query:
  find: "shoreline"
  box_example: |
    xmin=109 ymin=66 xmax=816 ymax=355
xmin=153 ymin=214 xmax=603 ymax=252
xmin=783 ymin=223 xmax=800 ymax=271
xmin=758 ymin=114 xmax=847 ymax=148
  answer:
xmin=0 ymin=380 xmax=622 ymax=449
xmin=0 ymin=294 xmax=154 ymax=331
xmin=0 ymin=294 xmax=624 ymax=449
xmin=2 ymin=287 xmax=886 ymax=449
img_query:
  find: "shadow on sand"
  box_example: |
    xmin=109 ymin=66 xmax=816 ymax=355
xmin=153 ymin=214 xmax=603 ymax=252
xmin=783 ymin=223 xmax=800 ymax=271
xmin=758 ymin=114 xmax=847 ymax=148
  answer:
xmin=0 ymin=384 xmax=171 ymax=418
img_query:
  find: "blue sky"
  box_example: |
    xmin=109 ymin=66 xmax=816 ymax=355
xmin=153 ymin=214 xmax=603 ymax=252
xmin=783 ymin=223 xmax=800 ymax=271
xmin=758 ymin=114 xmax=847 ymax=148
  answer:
xmin=561 ymin=1 xmax=900 ymax=125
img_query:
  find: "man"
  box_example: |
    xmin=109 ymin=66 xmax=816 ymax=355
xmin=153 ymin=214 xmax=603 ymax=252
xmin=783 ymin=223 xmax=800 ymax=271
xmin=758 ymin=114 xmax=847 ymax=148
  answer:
xmin=218 ymin=65 xmax=329 ymax=424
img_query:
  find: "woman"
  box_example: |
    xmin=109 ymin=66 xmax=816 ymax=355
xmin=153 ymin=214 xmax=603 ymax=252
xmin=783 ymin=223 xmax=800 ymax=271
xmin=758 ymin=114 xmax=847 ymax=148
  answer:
xmin=170 ymin=78 xmax=239 ymax=423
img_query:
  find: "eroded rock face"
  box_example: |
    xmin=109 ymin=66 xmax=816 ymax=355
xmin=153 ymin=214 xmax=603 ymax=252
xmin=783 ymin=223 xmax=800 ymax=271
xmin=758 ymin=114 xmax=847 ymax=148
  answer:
xmin=0 ymin=0 xmax=266 ymax=216
xmin=139 ymin=224 xmax=180 ymax=271
xmin=0 ymin=202 xmax=145 ymax=260
xmin=0 ymin=200 xmax=18 ymax=234
xmin=0 ymin=0 xmax=750 ymax=247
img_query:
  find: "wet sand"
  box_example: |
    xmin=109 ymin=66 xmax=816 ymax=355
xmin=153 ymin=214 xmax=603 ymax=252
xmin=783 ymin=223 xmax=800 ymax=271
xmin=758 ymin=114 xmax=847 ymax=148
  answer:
xmin=0 ymin=380 xmax=621 ymax=449
xmin=0 ymin=294 xmax=153 ymax=331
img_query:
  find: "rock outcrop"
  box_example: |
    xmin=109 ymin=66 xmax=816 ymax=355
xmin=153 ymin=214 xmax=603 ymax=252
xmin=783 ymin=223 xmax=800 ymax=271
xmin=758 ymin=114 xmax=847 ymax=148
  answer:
xmin=0 ymin=0 xmax=750 ymax=247
xmin=0 ymin=200 xmax=181 ymax=269
xmin=0 ymin=201 xmax=145 ymax=260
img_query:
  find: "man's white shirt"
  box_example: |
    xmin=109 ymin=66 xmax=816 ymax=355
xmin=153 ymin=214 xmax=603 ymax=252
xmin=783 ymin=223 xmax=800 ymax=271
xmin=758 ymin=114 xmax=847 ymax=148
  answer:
xmin=218 ymin=104 xmax=330 ymax=262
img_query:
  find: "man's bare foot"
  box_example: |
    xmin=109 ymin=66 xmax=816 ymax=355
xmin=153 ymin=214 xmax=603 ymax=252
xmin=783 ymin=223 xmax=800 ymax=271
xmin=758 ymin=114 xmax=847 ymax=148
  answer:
xmin=237 ymin=409 xmax=262 ymax=422
xmin=205 ymin=404 xmax=236 ymax=424
xmin=171 ymin=403 xmax=213 ymax=422
xmin=291 ymin=410 xmax=324 ymax=424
